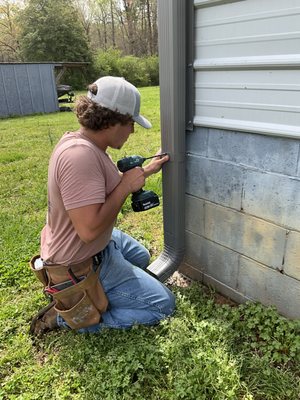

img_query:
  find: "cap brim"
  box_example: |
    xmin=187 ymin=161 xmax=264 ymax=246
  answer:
xmin=133 ymin=115 xmax=152 ymax=129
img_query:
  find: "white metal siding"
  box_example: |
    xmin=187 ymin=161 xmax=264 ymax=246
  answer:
xmin=194 ymin=0 xmax=300 ymax=138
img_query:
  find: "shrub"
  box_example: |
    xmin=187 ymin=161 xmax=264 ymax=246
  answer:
xmin=94 ymin=48 xmax=122 ymax=78
xmin=143 ymin=55 xmax=159 ymax=85
xmin=117 ymin=55 xmax=150 ymax=87
xmin=93 ymin=49 xmax=159 ymax=87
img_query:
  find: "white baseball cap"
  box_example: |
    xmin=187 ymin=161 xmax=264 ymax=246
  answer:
xmin=87 ymin=76 xmax=152 ymax=129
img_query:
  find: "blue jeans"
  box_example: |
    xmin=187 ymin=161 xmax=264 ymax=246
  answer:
xmin=57 ymin=229 xmax=176 ymax=333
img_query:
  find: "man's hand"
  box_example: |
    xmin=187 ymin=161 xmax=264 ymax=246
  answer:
xmin=121 ymin=167 xmax=145 ymax=193
xmin=144 ymin=149 xmax=169 ymax=178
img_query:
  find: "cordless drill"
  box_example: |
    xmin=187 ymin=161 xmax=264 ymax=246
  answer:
xmin=117 ymin=153 xmax=167 ymax=212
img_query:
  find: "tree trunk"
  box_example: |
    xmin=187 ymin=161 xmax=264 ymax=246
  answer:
xmin=146 ymin=0 xmax=153 ymax=55
xmin=122 ymin=0 xmax=136 ymax=55
xmin=110 ymin=0 xmax=115 ymax=47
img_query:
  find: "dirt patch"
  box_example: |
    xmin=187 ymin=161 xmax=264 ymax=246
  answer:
xmin=167 ymin=271 xmax=237 ymax=307
xmin=211 ymin=292 xmax=237 ymax=307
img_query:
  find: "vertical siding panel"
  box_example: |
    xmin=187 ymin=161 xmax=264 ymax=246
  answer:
xmin=13 ymin=64 xmax=23 ymax=115
xmin=27 ymin=65 xmax=46 ymax=114
xmin=37 ymin=65 xmax=47 ymax=113
xmin=41 ymin=64 xmax=59 ymax=113
xmin=25 ymin=64 xmax=34 ymax=114
xmin=15 ymin=64 xmax=34 ymax=115
xmin=40 ymin=64 xmax=57 ymax=113
xmin=3 ymin=65 xmax=21 ymax=116
xmin=0 ymin=67 xmax=9 ymax=117
xmin=50 ymin=65 xmax=59 ymax=111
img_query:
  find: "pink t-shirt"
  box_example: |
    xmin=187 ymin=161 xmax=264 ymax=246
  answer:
xmin=41 ymin=131 xmax=121 ymax=264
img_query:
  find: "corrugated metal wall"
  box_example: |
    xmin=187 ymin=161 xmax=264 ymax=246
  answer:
xmin=193 ymin=0 xmax=300 ymax=138
xmin=0 ymin=63 xmax=59 ymax=118
xmin=181 ymin=0 xmax=300 ymax=318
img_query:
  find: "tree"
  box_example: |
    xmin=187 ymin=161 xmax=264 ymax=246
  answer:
xmin=115 ymin=0 xmax=158 ymax=56
xmin=18 ymin=0 xmax=92 ymax=62
xmin=0 ymin=1 xmax=21 ymax=61
xmin=121 ymin=0 xmax=137 ymax=55
xmin=74 ymin=0 xmax=158 ymax=57
xmin=87 ymin=0 xmax=116 ymax=52
xmin=74 ymin=0 xmax=94 ymax=39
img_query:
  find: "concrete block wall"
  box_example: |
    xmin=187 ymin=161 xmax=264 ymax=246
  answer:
xmin=181 ymin=127 xmax=300 ymax=318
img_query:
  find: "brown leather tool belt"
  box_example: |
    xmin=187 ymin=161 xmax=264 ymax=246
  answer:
xmin=29 ymin=252 xmax=108 ymax=329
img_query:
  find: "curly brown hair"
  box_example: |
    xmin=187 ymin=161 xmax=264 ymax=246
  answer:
xmin=75 ymin=84 xmax=133 ymax=131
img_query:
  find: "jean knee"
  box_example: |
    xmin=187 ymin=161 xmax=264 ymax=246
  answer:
xmin=138 ymin=248 xmax=151 ymax=269
xmin=160 ymin=288 xmax=176 ymax=316
xmin=111 ymin=229 xmax=150 ymax=269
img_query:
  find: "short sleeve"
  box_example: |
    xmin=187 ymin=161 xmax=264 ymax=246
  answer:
xmin=56 ymin=144 xmax=106 ymax=210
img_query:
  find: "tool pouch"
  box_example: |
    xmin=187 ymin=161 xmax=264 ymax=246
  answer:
xmin=51 ymin=265 xmax=108 ymax=329
xmin=29 ymin=254 xmax=49 ymax=287
xmin=44 ymin=258 xmax=92 ymax=285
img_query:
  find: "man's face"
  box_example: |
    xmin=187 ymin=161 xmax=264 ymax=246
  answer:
xmin=109 ymin=121 xmax=135 ymax=150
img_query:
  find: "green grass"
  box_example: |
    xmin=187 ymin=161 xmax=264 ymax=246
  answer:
xmin=0 ymin=87 xmax=299 ymax=399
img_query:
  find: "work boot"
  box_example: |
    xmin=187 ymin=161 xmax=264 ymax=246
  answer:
xmin=30 ymin=301 xmax=59 ymax=336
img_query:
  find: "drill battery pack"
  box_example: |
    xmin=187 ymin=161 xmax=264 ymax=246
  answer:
xmin=131 ymin=189 xmax=159 ymax=212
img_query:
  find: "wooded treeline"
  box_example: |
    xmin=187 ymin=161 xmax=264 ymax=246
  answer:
xmin=0 ymin=0 xmax=158 ymax=61
xmin=0 ymin=0 xmax=158 ymax=87
xmin=80 ymin=0 xmax=158 ymax=57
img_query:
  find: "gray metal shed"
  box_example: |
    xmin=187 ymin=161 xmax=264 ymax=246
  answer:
xmin=147 ymin=0 xmax=300 ymax=319
xmin=0 ymin=63 xmax=59 ymax=117
xmin=0 ymin=62 xmax=88 ymax=118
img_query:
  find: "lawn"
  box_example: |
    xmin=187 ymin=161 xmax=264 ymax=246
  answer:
xmin=0 ymin=86 xmax=299 ymax=399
